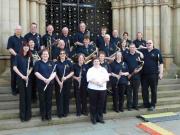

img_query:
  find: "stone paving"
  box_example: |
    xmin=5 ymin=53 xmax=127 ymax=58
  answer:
xmin=0 ymin=116 xmax=180 ymax=135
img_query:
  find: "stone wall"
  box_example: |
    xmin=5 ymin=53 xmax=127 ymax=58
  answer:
xmin=110 ymin=0 xmax=180 ymax=77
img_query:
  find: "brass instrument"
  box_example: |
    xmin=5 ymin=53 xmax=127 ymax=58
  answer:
xmin=105 ymin=46 xmax=121 ymax=61
xmin=128 ymin=57 xmax=144 ymax=79
xmin=84 ymin=47 xmax=98 ymax=64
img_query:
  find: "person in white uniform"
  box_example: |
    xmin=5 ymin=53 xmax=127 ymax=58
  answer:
xmin=86 ymin=57 xmax=109 ymax=124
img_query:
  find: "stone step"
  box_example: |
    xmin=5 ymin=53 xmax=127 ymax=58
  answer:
xmin=0 ymin=88 xmax=180 ymax=102
xmin=0 ymin=95 xmax=180 ymax=120
xmin=0 ymin=103 xmax=180 ymax=131
xmin=0 ymin=95 xmax=180 ymax=110
xmin=0 ymin=78 xmax=179 ymax=87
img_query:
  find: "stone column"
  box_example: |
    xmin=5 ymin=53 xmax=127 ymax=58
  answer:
xmin=160 ymin=0 xmax=174 ymax=76
xmin=144 ymin=2 xmax=153 ymax=40
xmin=39 ymin=0 xmax=46 ymax=35
xmin=153 ymin=1 xmax=160 ymax=49
xmin=136 ymin=0 xmax=144 ymax=34
xmin=112 ymin=2 xmax=120 ymax=32
xmin=131 ymin=1 xmax=136 ymax=40
xmin=30 ymin=0 xmax=37 ymax=23
xmin=124 ymin=0 xmax=132 ymax=39
xmin=119 ymin=0 xmax=125 ymax=36
xmin=173 ymin=1 xmax=180 ymax=75
xmin=20 ymin=0 xmax=28 ymax=34
xmin=36 ymin=1 xmax=40 ymax=33
xmin=1 ymin=0 xmax=10 ymax=54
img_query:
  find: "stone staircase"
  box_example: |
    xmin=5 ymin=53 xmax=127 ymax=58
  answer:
xmin=0 ymin=71 xmax=180 ymax=131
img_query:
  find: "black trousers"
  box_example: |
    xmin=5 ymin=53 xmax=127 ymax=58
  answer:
xmin=10 ymin=57 xmax=18 ymax=94
xmin=74 ymin=81 xmax=88 ymax=115
xmin=55 ymin=80 xmax=71 ymax=117
xmin=130 ymin=79 xmax=140 ymax=108
xmin=88 ymin=89 xmax=106 ymax=121
xmin=141 ymin=74 xmax=158 ymax=107
xmin=29 ymin=71 xmax=37 ymax=101
xmin=17 ymin=79 xmax=32 ymax=121
xmin=38 ymin=83 xmax=53 ymax=119
xmin=112 ymin=84 xmax=127 ymax=111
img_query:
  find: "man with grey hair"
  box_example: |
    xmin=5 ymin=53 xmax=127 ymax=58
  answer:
xmin=140 ymin=40 xmax=163 ymax=111
xmin=7 ymin=25 xmax=24 ymax=95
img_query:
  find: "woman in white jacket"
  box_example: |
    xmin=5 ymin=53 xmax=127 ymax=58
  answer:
xmin=87 ymin=57 xmax=109 ymax=124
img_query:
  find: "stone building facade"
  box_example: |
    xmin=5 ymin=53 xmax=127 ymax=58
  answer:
xmin=0 ymin=0 xmax=179 ymax=76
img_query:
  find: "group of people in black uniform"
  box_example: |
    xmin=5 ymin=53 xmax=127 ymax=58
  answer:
xmin=7 ymin=22 xmax=163 ymax=124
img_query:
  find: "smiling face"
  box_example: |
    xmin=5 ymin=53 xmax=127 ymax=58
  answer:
xmin=41 ymin=50 xmax=49 ymax=61
xmin=146 ymin=40 xmax=154 ymax=50
xmin=115 ymin=51 xmax=122 ymax=61
xmin=59 ymin=50 xmax=66 ymax=60
xmin=28 ymin=40 xmax=35 ymax=50
xmin=93 ymin=58 xmax=100 ymax=67
xmin=23 ymin=45 xmax=30 ymax=53
xmin=79 ymin=23 xmax=86 ymax=33
xmin=78 ymin=54 xmax=85 ymax=64
xmin=15 ymin=25 xmax=22 ymax=36
xmin=99 ymin=53 xmax=105 ymax=62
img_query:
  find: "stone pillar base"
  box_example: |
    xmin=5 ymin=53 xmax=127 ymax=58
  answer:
xmin=162 ymin=54 xmax=178 ymax=78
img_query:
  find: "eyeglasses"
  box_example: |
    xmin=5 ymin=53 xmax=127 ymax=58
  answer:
xmin=60 ymin=52 xmax=65 ymax=55
xmin=146 ymin=43 xmax=152 ymax=44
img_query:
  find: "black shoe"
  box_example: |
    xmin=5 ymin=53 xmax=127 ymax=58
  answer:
xmin=91 ymin=118 xmax=96 ymax=125
xmin=76 ymin=113 xmax=81 ymax=117
xmin=119 ymin=109 xmax=124 ymax=112
xmin=12 ymin=91 xmax=17 ymax=96
xmin=46 ymin=116 xmax=52 ymax=121
xmin=98 ymin=119 xmax=105 ymax=124
xmin=133 ymin=107 xmax=139 ymax=110
xmin=41 ymin=117 xmax=46 ymax=121
xmin=82 ymin=112 xmax=88 ymax=116
xmin=127 ymin=108 xmax=132 ymax=111
xmin=148 ymin=106 xmax=156 ymax=111
xmin=64 ymin=114 xmax=68 ymax=117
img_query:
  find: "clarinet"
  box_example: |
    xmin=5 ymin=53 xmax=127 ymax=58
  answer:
xmin=60 ymin=65 xmax=67 ymax=93
xmin=43 ymin=64 xmax=57 ymax=91
xmin=78 ymin=66 xmax=82 ymax=89
xmin=26 ymin=57 xmax=31 ymax=87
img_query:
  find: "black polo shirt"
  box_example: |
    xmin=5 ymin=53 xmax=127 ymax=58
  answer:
xmin=140 ymin=48 xmax=163 ymax=75
xmin=34 ymin=60 xmax=55 ymax=85
xmin=24 ymin=32 xmax=42 ymax=51
xmin=55 ymin=59 xmax=73 ymax=79
xmin=77 ymin=44 xmax=96 ymax=57
xmin=133 ymin=39 xmax=146 ymax=48
xmin=100 ymin=61 xmax=111 ymax=73
xmin=73 ymin=63 xmax=89 ymax=84
xmin=7 ymin=35 xmax=24 ymax=55
xmin=13 ymin=55 xmax=33 ymax=79
xmin=110 ymin=36 xmax=121 ymax=46
xmin=110 ymin=61 xmax=129 ymax=85
xmin=59 ymin=35 xmax=73 ymax=50
xmin=123 ymin=52 xmax=141 ymax=80
xmin=102 ymin=43 xmax=117 ymax=57
xmin=51 ymin=46 xmax=70 ymax=60
xmin=96 ymin=35 xmax=105 ymax=49
xmin=42 ymin=33 xmax=58 ymax=47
